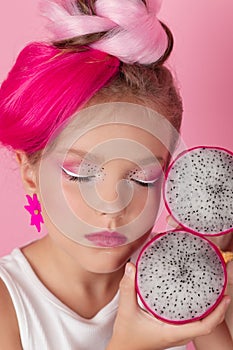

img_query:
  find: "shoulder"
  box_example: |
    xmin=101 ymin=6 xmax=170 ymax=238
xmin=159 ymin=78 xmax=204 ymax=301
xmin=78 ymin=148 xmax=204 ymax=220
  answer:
xmin=0 ymin=278 xmax=22 ymax=349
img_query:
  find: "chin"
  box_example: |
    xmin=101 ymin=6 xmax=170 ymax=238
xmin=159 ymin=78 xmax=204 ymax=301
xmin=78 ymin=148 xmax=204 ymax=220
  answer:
xmin=79 ymin=234 xmax=150 ymax=274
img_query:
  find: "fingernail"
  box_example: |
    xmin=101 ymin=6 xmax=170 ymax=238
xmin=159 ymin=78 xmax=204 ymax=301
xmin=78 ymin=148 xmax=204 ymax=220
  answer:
xmin=125 ymin=263 xmax=133 ymax=277
xmin=225 ymin=297 xmax=231 ymax=306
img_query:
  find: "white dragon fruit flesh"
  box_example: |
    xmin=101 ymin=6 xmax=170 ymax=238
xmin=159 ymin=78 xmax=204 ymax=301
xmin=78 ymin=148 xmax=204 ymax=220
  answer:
xmin=164 ymin=146 xmax=233 ymax=235
xmin=136 ymin=230 xmax=227 ymax=324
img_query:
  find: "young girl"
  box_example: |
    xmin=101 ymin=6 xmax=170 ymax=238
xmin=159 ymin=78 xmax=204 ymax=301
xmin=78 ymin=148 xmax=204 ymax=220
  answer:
xmin=0 ymin=1 xmax=232 ymax=349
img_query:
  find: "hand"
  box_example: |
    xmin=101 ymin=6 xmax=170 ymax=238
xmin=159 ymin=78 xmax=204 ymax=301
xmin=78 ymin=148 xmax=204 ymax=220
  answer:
xmin=166 ymin=215 xmax=233 ymax=252
xmin=160 ymin=216 xmax=233 ymax=342
xmin=225 ymin=264 xmax=233 ymax=341
xmin=227 ymin=260 xmax=233 ymax=285
xmin=107 ymin=263 xmax=231 ymax=350
xmin=166 ymin=214 xmax=181 ymax=230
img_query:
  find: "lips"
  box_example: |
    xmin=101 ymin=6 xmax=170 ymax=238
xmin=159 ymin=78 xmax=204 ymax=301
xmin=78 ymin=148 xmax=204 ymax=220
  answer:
xmin=85 ymin=231 xmax=128 ymax=247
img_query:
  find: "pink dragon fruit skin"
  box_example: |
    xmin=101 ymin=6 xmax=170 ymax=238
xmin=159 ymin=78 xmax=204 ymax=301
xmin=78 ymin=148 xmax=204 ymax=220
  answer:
xmin=163 ymin=146 xmax=233 ymax=236
xmin=136 ymin=146 xmax=233 ymax=324
xmin=136 ymin=230 xmax=227 ymax=325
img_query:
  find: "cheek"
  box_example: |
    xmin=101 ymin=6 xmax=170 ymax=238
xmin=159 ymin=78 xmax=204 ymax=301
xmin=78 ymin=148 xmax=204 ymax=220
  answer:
xmin=125 ymin=185 xmax=159 ymax=221
xmin=138 ymin=182 xmax=161 ymax=204
xmin=62 ymin=181 xmax=88 ymax=218
xmin=62 ymin=179 xmax=162 ymax=228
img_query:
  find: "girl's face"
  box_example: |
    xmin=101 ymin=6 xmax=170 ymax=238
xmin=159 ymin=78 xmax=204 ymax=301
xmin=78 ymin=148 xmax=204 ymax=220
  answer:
xmin=36 ymin=102 xmax=176 ymax=270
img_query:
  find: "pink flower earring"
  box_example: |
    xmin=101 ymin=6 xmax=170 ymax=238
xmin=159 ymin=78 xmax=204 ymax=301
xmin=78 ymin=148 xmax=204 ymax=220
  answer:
xmin=24 ymin=194 xmax=44 ymax=232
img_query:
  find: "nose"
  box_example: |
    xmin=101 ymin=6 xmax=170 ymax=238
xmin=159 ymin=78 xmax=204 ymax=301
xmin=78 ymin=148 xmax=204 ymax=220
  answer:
xmin=94 ymin=161 xmax=134 ymax=216
xmin=95 ymin=179 xmax=129 ymax=230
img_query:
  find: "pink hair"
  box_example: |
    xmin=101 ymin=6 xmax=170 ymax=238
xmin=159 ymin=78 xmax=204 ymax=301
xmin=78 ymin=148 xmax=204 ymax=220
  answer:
xmin=0 ymin=43 xmax=120 ymax=154
xmin=42 ymin=0 xmax=168 ymax=64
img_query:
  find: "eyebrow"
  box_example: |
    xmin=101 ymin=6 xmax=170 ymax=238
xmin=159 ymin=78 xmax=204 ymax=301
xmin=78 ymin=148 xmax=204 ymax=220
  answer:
xmin=64 ymin=148 xmax=101 ymax=163
xmin=66 ymin=148 xmax=91 ymax=158
xmin=62 ymin=148 xmax=165 ymax=165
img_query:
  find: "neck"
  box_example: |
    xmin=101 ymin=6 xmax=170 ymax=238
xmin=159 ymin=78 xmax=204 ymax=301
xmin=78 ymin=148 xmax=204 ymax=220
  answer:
xmin=21 ymin=234 xmax=126 ymax=318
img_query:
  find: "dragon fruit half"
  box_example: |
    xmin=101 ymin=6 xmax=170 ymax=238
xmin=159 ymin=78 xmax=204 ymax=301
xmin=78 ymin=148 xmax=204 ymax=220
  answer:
xmin=136 ymin=146 xmax=232 ymax=324
xmin=136 ymin=230 xmax=227 ymax=324
xmin=164 ymin=146 xmax=233 ymax=236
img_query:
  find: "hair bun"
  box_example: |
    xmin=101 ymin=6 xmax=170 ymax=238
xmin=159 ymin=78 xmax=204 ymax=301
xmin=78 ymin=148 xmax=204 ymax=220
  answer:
xmin=40 ymin=0 xmax=115 ymax=38
xmin=41 ymin=0 xmax=168 ymax=64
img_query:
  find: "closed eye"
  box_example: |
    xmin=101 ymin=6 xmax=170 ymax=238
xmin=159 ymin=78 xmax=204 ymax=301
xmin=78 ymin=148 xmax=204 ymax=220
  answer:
xmin=61 ymin=166 xmax=96 ymax=182
xmin=128 ymin=166 xmax=164 ymax=187
xmin=131 ymin=177 xmax=161 ymax=187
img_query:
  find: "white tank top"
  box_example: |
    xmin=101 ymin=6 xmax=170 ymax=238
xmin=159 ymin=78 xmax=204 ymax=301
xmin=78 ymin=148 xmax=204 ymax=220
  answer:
xmin=0 ymin=248 xmax=187 ymax=350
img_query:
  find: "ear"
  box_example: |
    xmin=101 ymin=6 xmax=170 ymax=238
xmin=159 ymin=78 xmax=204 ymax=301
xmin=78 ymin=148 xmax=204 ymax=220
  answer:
xmin=15 ymin=151 xmax=38 ymax=194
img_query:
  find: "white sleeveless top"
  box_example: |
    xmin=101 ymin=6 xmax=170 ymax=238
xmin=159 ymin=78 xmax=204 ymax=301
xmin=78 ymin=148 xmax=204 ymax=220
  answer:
xmin=0 ymin=248 xmax=186 ymax=350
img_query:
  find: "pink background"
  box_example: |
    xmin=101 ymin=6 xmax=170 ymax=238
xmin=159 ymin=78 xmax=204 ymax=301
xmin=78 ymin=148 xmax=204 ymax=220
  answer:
xmin=1 ymin=0 xmax=233 ymax=253
xmin=0 ymin=2 xmax=232 ymax=348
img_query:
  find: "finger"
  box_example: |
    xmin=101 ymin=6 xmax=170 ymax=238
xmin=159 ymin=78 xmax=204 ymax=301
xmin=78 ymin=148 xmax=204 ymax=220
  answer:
xmin=177 ymin=296 xmax=231 ymax=339
xmin=227 ymin=261 xmax=233 ymax=285
xmin=118 ymin=263 xmax=138 ymax=313
xmin=208 ymin=233 xmax=233 ymax=250
xmin=148 ymin=231 xmax=159 ymax=239
xmin=166 ymin=215 xmax=181 ymax=229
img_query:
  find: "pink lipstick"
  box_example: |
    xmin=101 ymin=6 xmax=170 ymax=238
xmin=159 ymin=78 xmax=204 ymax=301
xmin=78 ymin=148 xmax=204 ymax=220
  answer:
xmin=85 ymin=231 xmax=127 ymax=247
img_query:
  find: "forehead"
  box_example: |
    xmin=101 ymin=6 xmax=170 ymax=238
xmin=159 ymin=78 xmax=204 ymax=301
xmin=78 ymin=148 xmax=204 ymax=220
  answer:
xmin=68 ymin=124 xmax=168 ymax=164
xmin=44 ymin=102 xmax=178 ymax=162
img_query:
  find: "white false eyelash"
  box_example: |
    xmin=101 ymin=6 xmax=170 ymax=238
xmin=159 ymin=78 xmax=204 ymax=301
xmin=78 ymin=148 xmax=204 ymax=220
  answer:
xmin=134 ymin=177 xmax=160 ymax=185
xmin=129 ymin=170 xmax=162 ymax=184
xmin=61 ymin=166 xmax=90 ymax=178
